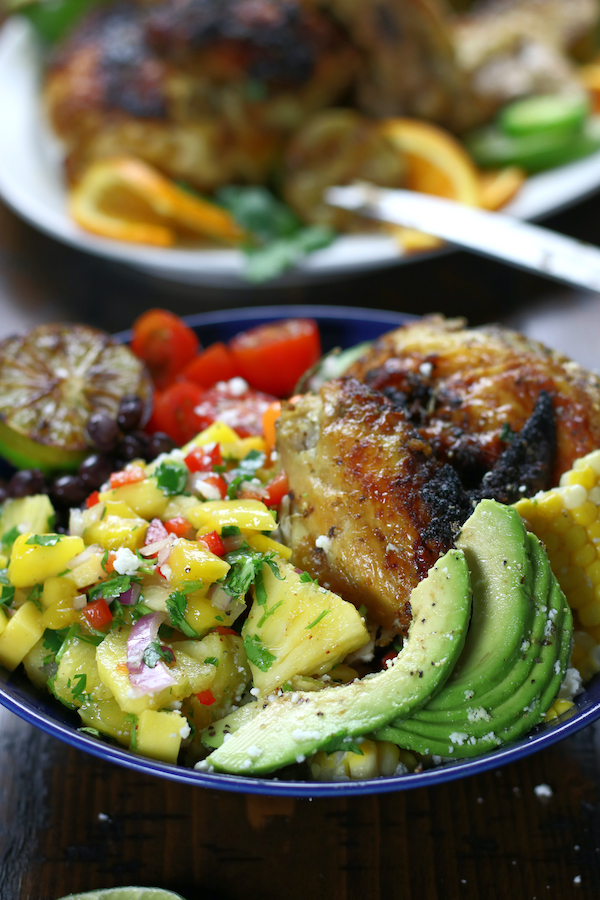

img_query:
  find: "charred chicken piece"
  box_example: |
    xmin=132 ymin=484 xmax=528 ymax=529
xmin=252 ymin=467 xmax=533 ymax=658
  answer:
xmin=346 ymin=315 xmax=600 ymax=488
xmin=44 ymin=0 xmax=360 ymax=190
xmin=276 ymin=378 xmax=472 ymax=633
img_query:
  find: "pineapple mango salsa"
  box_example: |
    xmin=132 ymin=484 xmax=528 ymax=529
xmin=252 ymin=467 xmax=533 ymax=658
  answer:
xmin=0 ymin=420 xmax=370 ymax=769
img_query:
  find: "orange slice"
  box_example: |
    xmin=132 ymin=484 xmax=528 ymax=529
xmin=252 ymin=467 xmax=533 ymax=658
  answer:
xmin=378 ymin=118 xmax=482 ymax=252
xmin=69 ymin=157 xmax=247 ymax=247
xmin=479 ymin=166 xmax=527 ymax=211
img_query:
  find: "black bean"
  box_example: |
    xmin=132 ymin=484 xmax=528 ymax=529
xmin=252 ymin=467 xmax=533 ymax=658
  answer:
xmin=0 ymin=480 xmax=7 ymax=504
xmin=86 ymin=413 xmax=120 ymax=452
xmin=51 ymin=475 xmax=88 ymax=507
xmin=78 ymin=453 xmax=114 ymax=489
xmin=8 ymin=469 xmax=46 ymax=498
xmin=146 ymin=432 xmax=177 ymax=460
xmin=117 ymin=395 xmax=144 ymax=432
xmin=118 ymin=433 xmax=148 ymax=462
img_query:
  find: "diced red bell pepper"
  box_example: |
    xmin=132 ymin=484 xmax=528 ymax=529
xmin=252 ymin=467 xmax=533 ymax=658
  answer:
xmin=196 ymin=689 xmax=216 ymax=706
xmin=164 ymin=516 xmax=193 ymax=538
xmin=83 ymin=598 xmax=113 ymax=631
xmin=86 ymin=490 xmax=100 ymax=509
xmin=198 ymin=530 xmax=226 ymax=556
xmin=109 ymin=466 xmax=145 ymax=489
xmin=263 ymin=471 xmax=289 ymax=508
xmin=184 ymin=443 xmax=223 ymax=473
xmin=212 ymin=626 xmax=238 ymax=636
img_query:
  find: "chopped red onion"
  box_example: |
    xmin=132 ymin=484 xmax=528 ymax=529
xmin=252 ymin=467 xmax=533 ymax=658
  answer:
xmin=139 ymin=535 xmax=175 ymax=559
xmin=129 ymin=663 xmax=177 ymax=696
xmin=118 ymin=583 xmax=141 ymax=606
xmin=222 ymin=533 xmax=245 ymax=553
xmin=145 ymin=518 xmax=169 ymax=545
xmin=126 ymin=612 xmax=176 ymax=696
xmin=207 ymin=582 xmax=232 ymax=611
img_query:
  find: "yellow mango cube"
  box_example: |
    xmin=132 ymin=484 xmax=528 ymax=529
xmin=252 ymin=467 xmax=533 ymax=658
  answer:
xmin=184 ymin=588 xmax=245 ymax=635
xmin=67 ymin=552 xmax=105 ymax=590
xmin=41 ymin=595 xmax=80 ymax=630
xmin=0 ymin=601 xmax=44 ymax=670
xmin=181 ymin=422 xmax=239 ymax=456
xmin=79 ymin=698 xmax=133 ymax=748
xmin=134 ymin=709 xmax=189 ymax=763
xmin=166 ymin=539 xmax=230 ymax=588
xmin=0 ymin=606 xmax=8 ymax=637
xmin=8 ymin=533 xmax=85 ymax=588
xmin=99 ymin=478 xmax=169 ymax=520
xmin=41 ymin=575 xmax=79 ymax=611
xmin=246 ymin=532 xmax=292 ymax=560
xmin=84 ymin=515 xmax=148 ymax=551
xmin=186 ymin=500 xmax=276 ymax=534
xmin=220 ymin=436 xmax=267 ymax=459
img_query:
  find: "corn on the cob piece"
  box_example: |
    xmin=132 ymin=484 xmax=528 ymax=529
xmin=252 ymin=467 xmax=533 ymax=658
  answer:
xmin=309 ymin=739 xmax=417 ymax=782
xmin=514 ymin=448 xmax=600 ymax=678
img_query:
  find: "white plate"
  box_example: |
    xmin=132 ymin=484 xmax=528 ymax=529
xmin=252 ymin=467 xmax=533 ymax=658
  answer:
xmin=3 ymin=16 xmax=600 ymax=288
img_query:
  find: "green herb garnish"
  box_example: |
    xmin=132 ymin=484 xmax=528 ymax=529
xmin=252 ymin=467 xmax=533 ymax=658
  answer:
xmin=166 ymin=590 xmax=198 ymax=638
xmin=25 ymin=534 xmax=62 ymax=546
xmin=155 ymin=460 xmax=189 ymax=496
xmin=243 ymin=634 xmax=277 ymax=672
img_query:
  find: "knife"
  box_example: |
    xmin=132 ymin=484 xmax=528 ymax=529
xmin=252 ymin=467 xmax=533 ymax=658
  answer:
xmin=326 ymin=183 xmax=600 ymax=292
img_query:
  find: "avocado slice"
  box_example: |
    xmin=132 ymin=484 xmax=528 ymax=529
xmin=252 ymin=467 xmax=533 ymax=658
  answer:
xmin=203 ymin=548 xmax=472 ymax=776
xmin=378 ymin=520 xmax=573 ymax=758
xmin=425 ymin=499 xmax=535 ymax=710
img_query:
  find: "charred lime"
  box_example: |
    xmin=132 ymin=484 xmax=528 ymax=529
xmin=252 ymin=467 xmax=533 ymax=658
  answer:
xmin=0 ymin=324 xmax=152 ymax=472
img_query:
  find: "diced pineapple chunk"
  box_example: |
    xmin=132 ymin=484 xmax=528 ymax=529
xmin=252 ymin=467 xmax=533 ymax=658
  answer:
xmin=135 ymin=708 xmax=189 ymax=763
xmin=22 ymin=636 xmax=50 ymax=689
xmin=96 ymin=626 xmax=216 ymax=714
xmin=242 ymin=557 xmax=369 ymax=695
xmin=162 ymin=495 xmax=202 ymax=522
xmin=79 ymin=698 xmax=133 ymax=747
xmin=67 ymin=551 xmax=106 ymax=590
xmin=51 ymin=634 xmax=113 ymax=709
xmin=99 ymin=477 xmax=169 ymax=520
xmin=186 ymin=500 xmax=276 ymax=534
xmin=0 ymin=601 xmax=44 ymax=670
xmin=8 ymin=533 xmax=85 ymax=587
xmin=84 ymin=514 xmax=148 ymax=551
xmin=166 ymin=538 xmax=230 ymax=589
xmin=184 ymin=588 xmax=245 ymax=635
xmin=177 ymin=631 xmax=250 ymax=725
xmin=0 ymin=607 xmax=7 ymax=637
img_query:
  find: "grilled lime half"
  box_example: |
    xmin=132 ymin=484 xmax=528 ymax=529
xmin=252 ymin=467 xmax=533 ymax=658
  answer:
xmin=0 ymin=324 xmax=153 ymax=472
xmin=57 ymin=890 xmax=186 ymax=900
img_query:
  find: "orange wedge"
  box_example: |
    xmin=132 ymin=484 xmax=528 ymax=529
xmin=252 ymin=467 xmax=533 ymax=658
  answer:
xmin=69 ymin=157 xmax=247 ymax=247
xmin=479 ymin=166 xmax=526 ymax=211
xmin=378 ymin=118 xmax=482 ymax=252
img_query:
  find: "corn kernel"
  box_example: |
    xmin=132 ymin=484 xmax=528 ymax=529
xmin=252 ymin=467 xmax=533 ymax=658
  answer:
xmin=533 ymin=493 xmax=564 ymax=519
xmin=347 ymin=739 xmax=379 ymax=780
xmin=549 ymin=511 xmax=573 ymax=535
xmin=376 ymin=741 xmax=401 ymax=777
xmin=564 ymin=525 xmax=587 ymax=552
xmin=572 ymin=544 xmax=597 ymax=569
xmin=588 ymin=522 xmax=600 ymax=542
xmin=585 ymin=560 xmax=600 ymax=585
xmin=572 ymin=501 xmax=599 ymax=527
xmin=542 ymin=532 xmax=560 ymax=554
xmin=561 ymin=467 xmax=596 ymax=490
xmin=578 ymin=601 xmax=600 ymax=628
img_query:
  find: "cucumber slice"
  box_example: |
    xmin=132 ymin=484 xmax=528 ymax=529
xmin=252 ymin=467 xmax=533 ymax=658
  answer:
xmin=0 ymin=324 xmax=152 ymax=472
xmin=499 ymin=94 xmax=590 ymax=138
xmin=465 ymin=116 xmax=600 ymax=173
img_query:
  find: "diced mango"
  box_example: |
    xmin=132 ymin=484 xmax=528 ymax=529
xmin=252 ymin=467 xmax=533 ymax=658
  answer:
xmin=166 ymin=539 xmax=230 ymax=589
xmin=162 ymin=495 xmax=203 ymax=522
xmin=184 ymin=589 xmax=245 ymax=636
xmin=8 ymin=533 xmax=85 ymax=587
xmin=41 ymin=575 xmax=79 ymax=611
xmin=220 ymin=437 xmax=267 ymax=459
xmin=67 ymin=552 xmax=106 ymax=590
xmin=135 ymin=708 xmax=189 ymax=763
xmin=181 ymin=422 xmax=240 ymax=456
xmin=186 ymin=500 xmax=276 ymax=534
xmin=0 ymin=601 xmax=44 ymax=670
xmin=99 ymin=478 xmax=169 ymax=520
xmin=96 ymin=626 xmax=215 ymax=714
xmin=83 ymin=514 xmax=148 ymax=551
xmin=79 ymin=698 xmax=133 ymax=747
xmin=246 ymin=532 xmax=292 ymax=560
xmin=41 ymin=595 xmax=80 ymax=630
xmin=0 ymin=606 xmax=8 ymax=637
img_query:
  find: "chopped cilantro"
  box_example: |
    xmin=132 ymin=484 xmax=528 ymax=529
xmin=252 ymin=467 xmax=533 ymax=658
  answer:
xmin=179 ymin=580 xmax=204 ymax=595
xmin=101 ymin=549 xmax=110 ymax=572
xmin=88 ymin=574 xmax=138 ymax=602
xmin=358 ymin=604 xmax=367 ymax=618
xmin=129 ymin=602 xmax=155 ymax=622
xmin=499 ymin=423 xmax=515 ymax=442
xmin=1 ymin=526 xmax=20 ymax=550
xmin=220 ymin=547 xmax=281 ymax=599
xmin=155 ymin=460 xmax=189 ymax=496
xmin=300 ymin=572 xmax=319 ymax=585
xmin=243 ymin=634 xmax=276 ymax=671
xmin=257 ymin=599 xmax=283 ymax=629
xmin=225 ymin=450 xmax=266 ymax=500
xmin=26 ymin=584 xmax=43 ymax=612
xmin=305 ymin=609 xmax=330 ymax=630
xmin=166 ymin=590 xmax=198 ymax=638
xmin=25 ymin=534 xmax=62 ymax=546
xmin=125 ymin=713 xmax=138 ymax=750
xmin=254 ymin=568 xmax=267 ymax=607
xmin=143 ymin=639 xmax=175 ymax=669
xmin=222 ymin=525 xmax=241 ymax=537
xmin=204 ymin=657 xmax=219 ymax=667
xmin=78 ymin=726 xmax=101 ymax=738
xmin=71 ymin=673 xmax=88 ymax=700
xmin=321 ymin=732 xmax=363 ymax=756
xmin=42 ymin=628 xmax=67 ymax=665
xmin=0 ymin=570 xmax=14 ymax=607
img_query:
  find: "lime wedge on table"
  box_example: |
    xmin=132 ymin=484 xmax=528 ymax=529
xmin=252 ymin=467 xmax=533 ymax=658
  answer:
xmin=57 ymin=889 xmax=186 ymax=900
xmin=0 ymin=324 xmax=152 ymax=472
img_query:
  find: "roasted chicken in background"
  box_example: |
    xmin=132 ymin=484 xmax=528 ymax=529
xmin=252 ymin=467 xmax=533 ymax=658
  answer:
xmin=44 ymin=0 xmax=600 ymax=194
xmin=278 ymin=316 xmax=600 ymax=633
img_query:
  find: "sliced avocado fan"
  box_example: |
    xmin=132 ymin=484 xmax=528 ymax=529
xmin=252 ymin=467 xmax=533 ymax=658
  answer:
xmin=378 ymin=500 xmax=573 ymax=758
xmin=203 ymin=548 xmax=472 ymax=776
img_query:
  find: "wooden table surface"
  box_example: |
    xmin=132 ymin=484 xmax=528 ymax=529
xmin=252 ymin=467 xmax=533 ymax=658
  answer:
xmin=2 ymin=191 xmax=600 ymax=900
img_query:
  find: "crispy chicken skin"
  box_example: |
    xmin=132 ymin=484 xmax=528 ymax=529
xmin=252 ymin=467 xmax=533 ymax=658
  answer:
xmin=45 ymin=0 xmax=359 ymax=189
xmin=346 ymin=315 xmax=600 ymax=488
xmin=276 ymin=378 xmax=471 ymax=632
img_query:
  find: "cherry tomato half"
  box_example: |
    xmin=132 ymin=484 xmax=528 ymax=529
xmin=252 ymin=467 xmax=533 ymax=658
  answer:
xmin=229 ymin=318 xmax=321 ymax=397
xmin=131 ymin=309 xmax=199 ymax=390
xmin=183 ymin=342 xmax=241 ymax=388
xmin=146 ymin=381 xmax=206 ymax=445
xmin=192 ymin=383 xmax=275 ymax=438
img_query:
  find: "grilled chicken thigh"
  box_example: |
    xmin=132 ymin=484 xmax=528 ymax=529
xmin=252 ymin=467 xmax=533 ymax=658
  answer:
xmin=346 ymin=315 xmax=600 ymax=488
xmin=45 ymin=0 xmax=359 ymax=189
xmin=276 ymin=378 xmax=471 ymax=632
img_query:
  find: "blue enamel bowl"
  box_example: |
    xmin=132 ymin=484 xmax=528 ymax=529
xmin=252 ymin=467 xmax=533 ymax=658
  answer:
xmin=0 ymin=304 xmax=597 ymax=797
